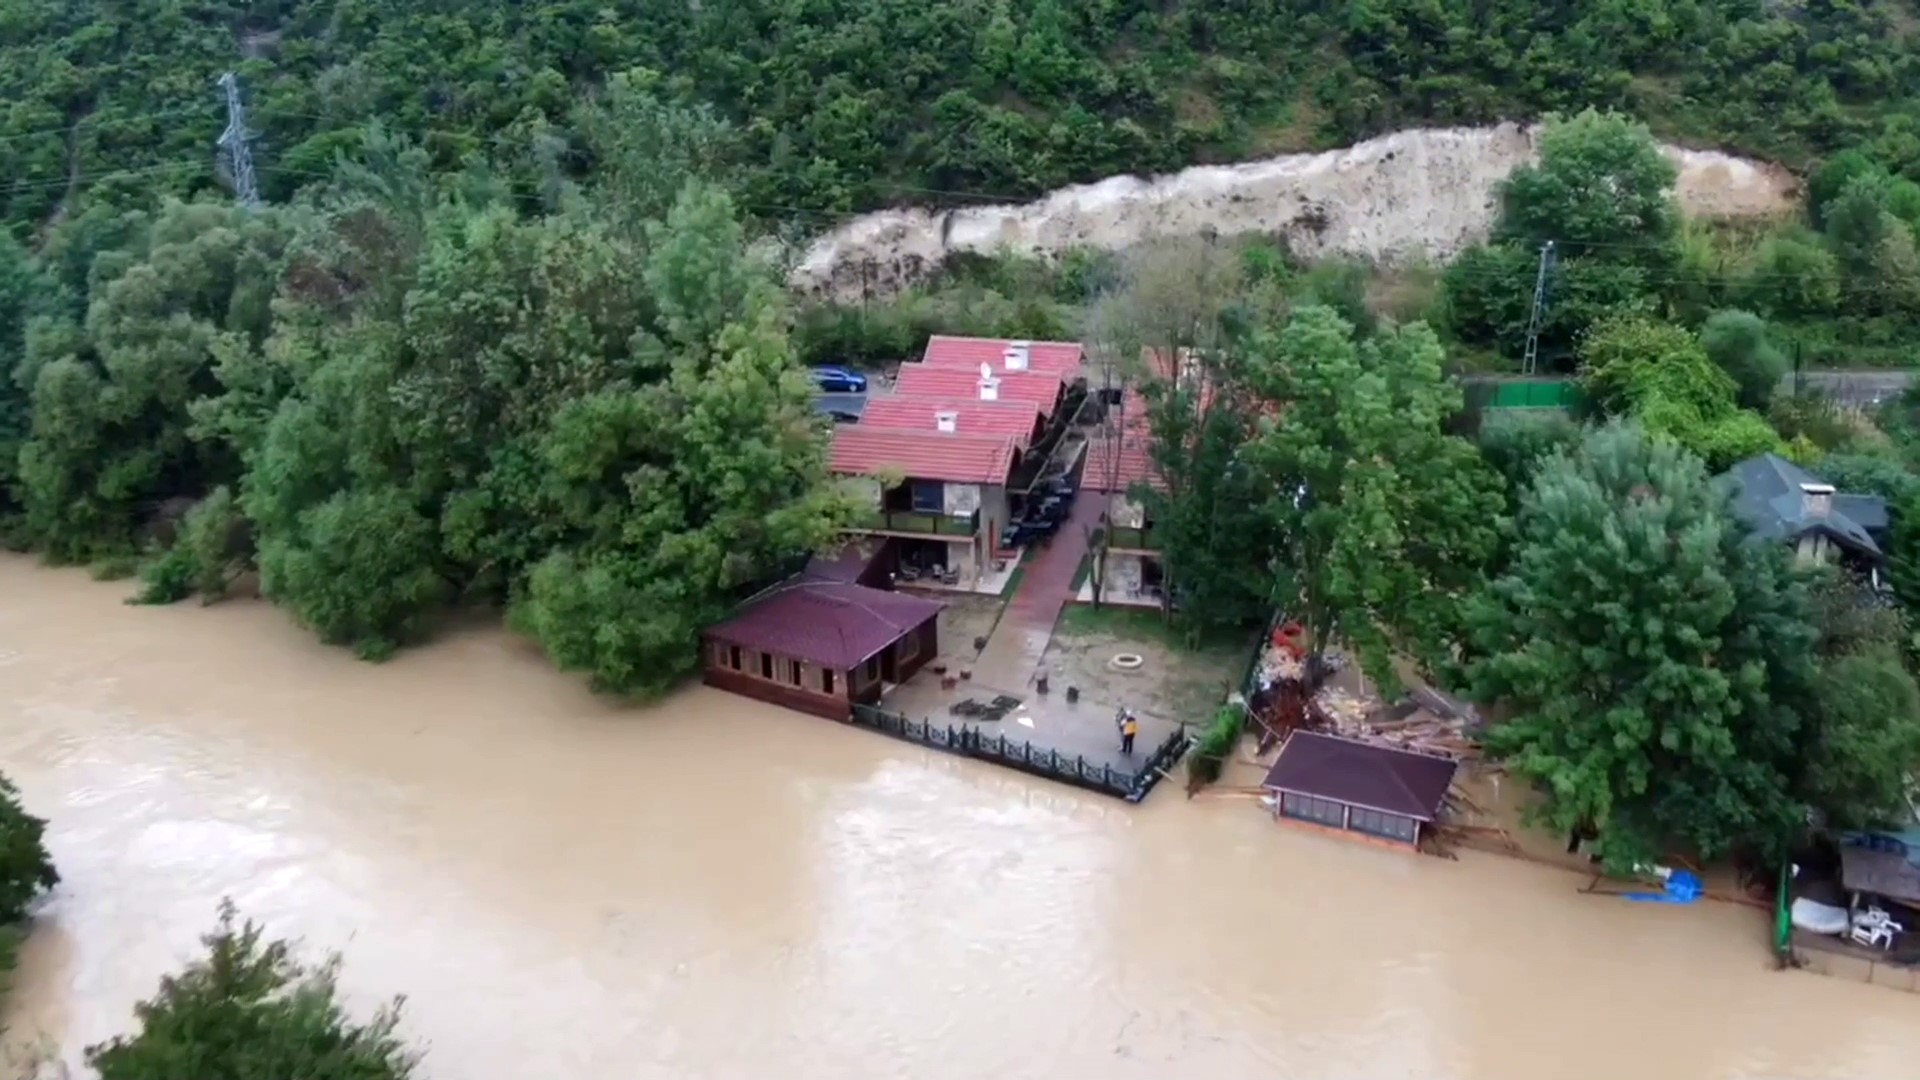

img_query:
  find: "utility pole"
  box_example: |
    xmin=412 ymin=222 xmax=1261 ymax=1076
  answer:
xmin=1521 ymin=240 xmax=1556 ymax=375
xmin=217 ymin=72 xmax=261 ymax=209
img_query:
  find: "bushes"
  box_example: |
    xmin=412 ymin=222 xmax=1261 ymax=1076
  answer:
xmin=0 ymin=773 xmax=57 ymax=993
xmin=86 ymin=903 xmax=418 ymax=1080
xmin=1185 ymin=704 xmax=1247 ymax=790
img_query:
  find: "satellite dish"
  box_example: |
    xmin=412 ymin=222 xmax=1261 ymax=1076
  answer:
xmin=980 ymin=361 xmax=993 ymax=380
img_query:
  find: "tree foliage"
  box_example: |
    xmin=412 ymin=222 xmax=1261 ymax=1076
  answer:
xmin=14 ymin=1 xmax=1920 ymax=241
xmin=0 ymin=772 xmax=58 ymax=988
xmin=1498 ymin=109 xmax=1678 ymax=258
xmin=1469 ymin=423 xmax=1814 ymax=868
xmin=1175 ymin=306 xmax=1503 ymax=688
xmin=1578 ymin=315 xmax=1781 ymax=469
xmin=85 ymin=902 xmax=417 ymax=1080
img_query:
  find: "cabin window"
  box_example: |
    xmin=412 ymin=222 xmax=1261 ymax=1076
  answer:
xmin=760 ymin=652 xmax=774 ymax=680
xmin=1280 ymin=793 xmax=1346 ymax=829
xmin=789 ymin=659 xmax=803 ymax=687
xmin=1348 ymin=807 xmax=1417 ymax=843
xmin=865 ymin=656 xmax=880 ymax=682
xmin=822 ymin=669 xmax=836 ymax=695
xmin=728 ymin=645 xmax=741 ymax=670
xmin=896 ymin=629 xmax=921 ymax=665
xmin=910 ymin=480 xmax=944 ymax=513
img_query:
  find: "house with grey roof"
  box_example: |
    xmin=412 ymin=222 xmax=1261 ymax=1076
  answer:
xmin=1719 ymin=453 xmax=1889 ymax=587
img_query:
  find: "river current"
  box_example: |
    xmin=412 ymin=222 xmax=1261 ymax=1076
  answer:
xmin=1 ymin=558 xmax=1915 ymax=1079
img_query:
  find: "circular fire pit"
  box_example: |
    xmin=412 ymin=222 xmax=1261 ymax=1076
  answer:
xmin=1109 ymin=652 xmax=1145 ymax=671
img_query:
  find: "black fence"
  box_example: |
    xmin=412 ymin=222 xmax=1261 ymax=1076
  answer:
xmin=850 ymin=704 xmax=1188 ymax=803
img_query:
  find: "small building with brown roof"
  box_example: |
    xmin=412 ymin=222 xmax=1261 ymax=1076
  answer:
xmin=1260 ymin=731 xmax=1458 ymax=849
xmin=702 ymin=579 xmax=944 ymax=721
xmin=830 ymin=425 xmax=1020 ymax=589
xmin=921 ymin=336 xmax=1084 ymax=379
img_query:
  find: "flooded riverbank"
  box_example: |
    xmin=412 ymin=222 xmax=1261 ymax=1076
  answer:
xmin=2 ymin=557 xmax=1916 ymax=1080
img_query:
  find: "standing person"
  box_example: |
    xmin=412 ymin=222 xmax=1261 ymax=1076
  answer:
xmin=1120 ymin=710 xmax=1139 ymax=755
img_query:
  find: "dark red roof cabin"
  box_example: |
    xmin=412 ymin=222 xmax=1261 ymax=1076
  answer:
xmin=1260 ymin=731 xmax=1458 ymax=849
xmin=702 ymin=580 xmax=943 ymax=721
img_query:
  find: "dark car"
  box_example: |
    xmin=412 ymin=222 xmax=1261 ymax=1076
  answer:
xmin=811 ymin=365 xmax=868 ymax=394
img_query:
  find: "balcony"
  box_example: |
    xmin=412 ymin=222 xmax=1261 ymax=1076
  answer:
xmin=1106 ymin=523 xmax=1160 ymax=551
xmin=849 ymin=507 xmax=981 ymax=537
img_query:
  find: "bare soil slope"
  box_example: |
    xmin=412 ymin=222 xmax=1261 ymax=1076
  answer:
xmin=794 ymin=123 xmax=1798 ymax=299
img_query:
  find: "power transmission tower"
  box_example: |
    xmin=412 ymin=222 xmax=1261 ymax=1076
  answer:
xmin=217 ymin=72 xmax=261 ymax=208
xmin=1521 ymin=240 xmax=1556 ymax=375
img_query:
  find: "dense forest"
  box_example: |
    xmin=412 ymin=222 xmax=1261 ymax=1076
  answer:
xmin=8 ymin=1 xmax=1920 ymax=237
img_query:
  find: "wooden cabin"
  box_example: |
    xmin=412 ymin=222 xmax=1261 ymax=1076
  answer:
xmin=1261 ymin=731 xmax=1457 ymax=850
xmin=702 ymin=579 xmax=943 ymax=721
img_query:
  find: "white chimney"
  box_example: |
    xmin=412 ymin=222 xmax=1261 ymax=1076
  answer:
xmin=935 ymin=409 xmax=958 ymax=433
xmin=1004 ymin=340 xmax=1031 ymax=371
xmin=1802 ymin=482 xmax=1834 ymax=518
xmin=978 ymin=377 xmax=1000 ymax=402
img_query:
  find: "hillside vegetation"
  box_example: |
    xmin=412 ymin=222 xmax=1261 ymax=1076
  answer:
xmin=7 ymin=1 xmax=1920 ymax=236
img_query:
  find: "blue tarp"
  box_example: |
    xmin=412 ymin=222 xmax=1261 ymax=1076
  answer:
xmin=1622 ymin=870 xmax=1703 ymax=905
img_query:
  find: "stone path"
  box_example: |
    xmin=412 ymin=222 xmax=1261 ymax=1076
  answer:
xmin=971 ymin=494 xmax=1102 ymax=690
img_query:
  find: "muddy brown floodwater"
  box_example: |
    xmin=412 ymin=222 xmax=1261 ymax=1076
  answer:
xmin=2 ymin=557 xmax=1917 ymax=1080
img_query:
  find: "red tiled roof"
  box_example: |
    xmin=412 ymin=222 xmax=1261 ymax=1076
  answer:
xmin=857 ymin=397 xmax=1043 ymax=446
xmin=1083 ymin=431 xmax=1163 ymax=493
xmin=923 ymin=335 xmax=1084 ymax=377
xmin=830 ymin=426 xmax=1018 ymax=485
xmin=1261 ymin=731 xmax=1458 ymax=821
xmin=707 ymin=580 xmax=943 ymax=670
xmin=893 ymin=364 xmax=1064 ymax=416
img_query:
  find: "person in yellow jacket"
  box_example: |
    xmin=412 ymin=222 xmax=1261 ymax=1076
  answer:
xmin=1120 ymin=710 xmax=1139 ymax=755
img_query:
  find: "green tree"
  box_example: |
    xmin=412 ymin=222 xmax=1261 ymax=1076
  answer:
xmin=1699 ymin=310 xmax=1787 ymax=410
xmin=513 ymin=186 xmax=845 ymax=693
xmin=1497 ymin=109 xmax=1678 ymax=258
xmin=1579 ymin=315 xmax=1781 ymax=469
xmin=1231 ymin=306 xmax=1503 ymax=687
xmin=1743 ymin=230 xmax=1842 ymax=319
xmin=14 ymin=201 xmax=291 ymax=561
xmin=1469 ymin=422 xmax=1814 ymax=869
xmin=0 ymin=772 xmax=58 ymax=988
xmin=86 ymin=903 xmax=417 ymax=1080
xmin=1803 ymin=649 xmax=1920 ymax=829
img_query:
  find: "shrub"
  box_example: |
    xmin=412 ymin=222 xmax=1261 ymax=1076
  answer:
xmin=1185 ymin=704 xmax=1247 ymax=790
xmin=86 ymin=902 xmax=419 ymax=1080
xmin=0 ymin=774 xmax=57 ymax=927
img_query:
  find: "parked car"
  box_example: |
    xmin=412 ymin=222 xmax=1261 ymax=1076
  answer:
xmin=811 ymin=365 xmax=868 ymax=393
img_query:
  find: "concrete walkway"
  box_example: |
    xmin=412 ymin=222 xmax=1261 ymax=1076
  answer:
xmin=971 ymin=493 xmax=1103 ymax=690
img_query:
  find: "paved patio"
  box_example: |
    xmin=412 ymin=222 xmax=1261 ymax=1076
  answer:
xmin=882 ymin=667 xmax=1184 ymax=776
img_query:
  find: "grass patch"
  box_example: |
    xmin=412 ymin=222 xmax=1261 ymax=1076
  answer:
xmin=1055 ymin=603 xmax=1248 ymax=655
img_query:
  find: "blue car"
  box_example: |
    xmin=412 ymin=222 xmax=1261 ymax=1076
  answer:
xmin=811 ymin=365 xmax=868 ymax=394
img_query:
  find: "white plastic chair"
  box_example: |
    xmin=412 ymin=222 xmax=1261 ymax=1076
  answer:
xmin=1850 ymin=921 xmax=1895 ymax=950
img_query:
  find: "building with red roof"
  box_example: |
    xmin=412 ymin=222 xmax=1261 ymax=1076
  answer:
xmin=856 ymin=397 xmax=1044 ymax=447
xmin=702 ymin=579 xmax=944 ymax=720
xmin=829 ymin=426 xmax=1020 ymax=590
xmin=922 ymin=335 xmax=1085 ymax=379
xmin=893 ymin=364 xmax=1065 ymax=417
xmin=829 ymin=427 xmax=1017 ymax=486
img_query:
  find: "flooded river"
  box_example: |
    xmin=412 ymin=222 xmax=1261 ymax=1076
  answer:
xmin=2 ymin=557 xmax=1917 ymax=1079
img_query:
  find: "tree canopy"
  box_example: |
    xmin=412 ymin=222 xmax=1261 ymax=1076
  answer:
xmin=11 ymin=2 xmax=1920 ymax=241
xmin=1469 ymin=423 xmax=1814 ymax=868
xmin=86 ymin=903 xmax=418 ymax=1080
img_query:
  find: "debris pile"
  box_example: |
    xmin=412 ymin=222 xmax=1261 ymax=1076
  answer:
xmin=1247 ymin=624 xmax=1481 ymax=760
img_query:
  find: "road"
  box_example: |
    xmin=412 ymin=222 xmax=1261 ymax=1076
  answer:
xmin=1786 ymin=369 xmax=1915 ymax=408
